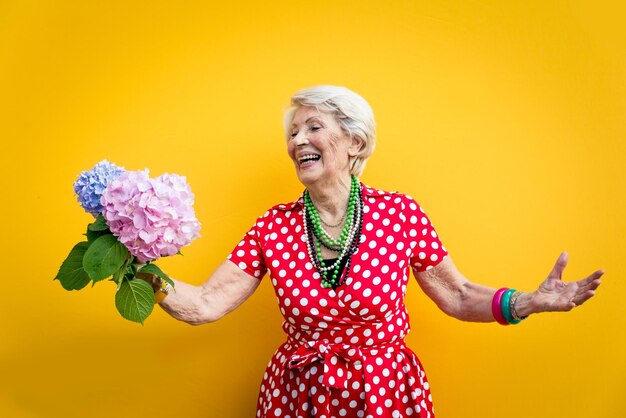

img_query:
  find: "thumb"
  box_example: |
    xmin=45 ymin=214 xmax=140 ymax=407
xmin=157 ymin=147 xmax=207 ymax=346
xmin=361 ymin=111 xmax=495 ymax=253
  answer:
xmin=547 ymin=251 xmax=568 ymax=279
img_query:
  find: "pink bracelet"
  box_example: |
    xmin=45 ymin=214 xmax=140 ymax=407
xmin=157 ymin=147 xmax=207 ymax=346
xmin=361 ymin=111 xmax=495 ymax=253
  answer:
xmin=492 ymin=288 xmax=510 ymax=325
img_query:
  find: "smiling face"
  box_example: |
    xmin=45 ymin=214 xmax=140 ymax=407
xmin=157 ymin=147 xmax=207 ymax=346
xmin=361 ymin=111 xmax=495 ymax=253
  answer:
xmin=287 ymin=106 xmax=362 ymax=188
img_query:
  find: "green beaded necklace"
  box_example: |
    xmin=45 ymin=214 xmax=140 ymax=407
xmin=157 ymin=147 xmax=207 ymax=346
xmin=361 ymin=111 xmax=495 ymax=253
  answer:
xmin=303 ymin=176 xmax=363 ymax=288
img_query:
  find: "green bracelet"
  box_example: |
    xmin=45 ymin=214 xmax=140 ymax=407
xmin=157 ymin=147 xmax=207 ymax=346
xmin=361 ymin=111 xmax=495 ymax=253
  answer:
xmin=501 ymin=289 xmax=521 ymax=324
xmin=510 ymin=291 xmax=528 ymax=321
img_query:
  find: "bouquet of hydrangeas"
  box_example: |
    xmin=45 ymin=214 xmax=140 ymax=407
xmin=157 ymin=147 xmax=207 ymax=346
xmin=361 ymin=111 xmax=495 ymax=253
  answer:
xmin=55 ymin=160 xmax=201 ymax=324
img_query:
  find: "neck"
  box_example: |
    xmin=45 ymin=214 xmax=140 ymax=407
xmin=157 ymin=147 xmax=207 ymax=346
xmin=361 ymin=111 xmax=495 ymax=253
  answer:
xmin=306 ymin=174 xmax=354 ymax=218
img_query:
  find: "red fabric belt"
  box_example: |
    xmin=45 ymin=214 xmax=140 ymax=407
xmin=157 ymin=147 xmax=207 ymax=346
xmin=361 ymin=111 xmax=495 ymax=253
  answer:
xmin=286 ymin=339 xmax=406 ymax=389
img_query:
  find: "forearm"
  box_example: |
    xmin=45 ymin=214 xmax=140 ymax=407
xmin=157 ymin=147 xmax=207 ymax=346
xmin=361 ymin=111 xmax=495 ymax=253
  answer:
xmin=417 ymin=258 xmax=539 ymax=323
xmin=158 ymin=278 xmax=214 ymax=325
xmin=455 ymin=282 xmax=538 ymax=322
xmin=155 ymin=260 xmax=261 ymax=326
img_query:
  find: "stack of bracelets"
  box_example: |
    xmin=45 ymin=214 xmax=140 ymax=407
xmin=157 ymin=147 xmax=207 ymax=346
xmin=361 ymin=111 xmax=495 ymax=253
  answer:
xmin=492 ymin=288 xmax=529 ymax=325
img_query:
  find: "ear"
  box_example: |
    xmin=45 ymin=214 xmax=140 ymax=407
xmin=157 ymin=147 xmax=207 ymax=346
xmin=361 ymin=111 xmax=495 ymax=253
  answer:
xmin=348 ymin=135 xmax=364 ymax=157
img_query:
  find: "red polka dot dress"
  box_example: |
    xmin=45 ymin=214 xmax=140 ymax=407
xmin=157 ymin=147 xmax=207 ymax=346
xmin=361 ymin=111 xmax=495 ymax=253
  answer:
xmin=228 ymin=183 xmax=448 ymax=418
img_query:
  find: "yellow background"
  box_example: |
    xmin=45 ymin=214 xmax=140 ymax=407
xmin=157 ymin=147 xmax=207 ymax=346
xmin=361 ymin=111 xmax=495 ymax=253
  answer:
xmin=1 ymin=1 xmax=624 ymax=417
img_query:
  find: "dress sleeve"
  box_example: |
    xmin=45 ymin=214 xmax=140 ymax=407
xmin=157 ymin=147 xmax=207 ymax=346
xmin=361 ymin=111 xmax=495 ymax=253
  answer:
xmin=401 ymin=195 xmax=449 ymax=272
xmin=227 ymin=214 xmax=268 ymax=280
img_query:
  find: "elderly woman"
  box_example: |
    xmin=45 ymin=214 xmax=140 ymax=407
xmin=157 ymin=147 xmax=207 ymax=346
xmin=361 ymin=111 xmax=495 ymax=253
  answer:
xmin=153 ymin=86 xmax=603 ymax=418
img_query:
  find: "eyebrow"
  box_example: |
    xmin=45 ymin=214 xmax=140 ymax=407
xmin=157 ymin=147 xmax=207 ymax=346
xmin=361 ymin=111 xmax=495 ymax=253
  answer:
xmin=291 ymin=116 xmax=322 ymax=128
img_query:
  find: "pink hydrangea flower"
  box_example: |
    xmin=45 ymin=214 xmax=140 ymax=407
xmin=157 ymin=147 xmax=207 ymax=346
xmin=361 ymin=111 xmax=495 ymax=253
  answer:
xmin=101 ymin=170 xmax=201 ymax=262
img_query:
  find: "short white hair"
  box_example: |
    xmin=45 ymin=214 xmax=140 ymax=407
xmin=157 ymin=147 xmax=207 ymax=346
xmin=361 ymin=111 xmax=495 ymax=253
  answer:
xmin=284 ymin=85 xmax=376 ymax=177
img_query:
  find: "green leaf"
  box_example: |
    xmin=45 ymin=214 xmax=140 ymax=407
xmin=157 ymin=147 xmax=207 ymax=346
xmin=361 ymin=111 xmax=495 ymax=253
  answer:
xmin=88 ymin=214 xmax=109 ymax=231
xmin=112 ymin=263 xmax=126 ymax=287
xmin=115 ymin=278 xmax=155 ymax=324
xmin=85 ymin=228 xmax=110 ymax=243
xmin=55 ymin=242 xmax=91 ymax=290
xmin=83 ymin=234 xmax=128 ymax=282
xmin=138 ymin=263 xmax=174 ymax=288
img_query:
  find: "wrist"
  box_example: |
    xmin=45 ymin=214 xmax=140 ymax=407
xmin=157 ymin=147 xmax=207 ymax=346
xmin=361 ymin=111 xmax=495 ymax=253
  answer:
xmin=513 ymin=291 xmax=536 ymax=317
xmin=154 ymin=279 xmax=172 ymax=304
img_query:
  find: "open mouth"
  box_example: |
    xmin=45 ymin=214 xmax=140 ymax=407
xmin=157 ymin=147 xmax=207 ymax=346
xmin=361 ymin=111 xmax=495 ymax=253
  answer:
xmin=298 ymin=154 xmax=321 ymax=167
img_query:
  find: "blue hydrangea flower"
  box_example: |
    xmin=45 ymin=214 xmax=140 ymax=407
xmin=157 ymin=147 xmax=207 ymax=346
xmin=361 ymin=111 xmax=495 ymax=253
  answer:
xmin=73 ymin=160 xmax=125 ymax=217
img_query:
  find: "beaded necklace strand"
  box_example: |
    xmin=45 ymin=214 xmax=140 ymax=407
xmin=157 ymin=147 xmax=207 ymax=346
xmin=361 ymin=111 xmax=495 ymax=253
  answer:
xmin=319 ymin=208 xmax=347 ymax=229
xmin=303 ymin=176 xmax=364 ymax=288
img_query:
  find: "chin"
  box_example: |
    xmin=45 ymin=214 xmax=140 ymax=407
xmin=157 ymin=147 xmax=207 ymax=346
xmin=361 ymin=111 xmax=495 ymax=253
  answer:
xmin=296 ymin=167 xmax=323 ymax=186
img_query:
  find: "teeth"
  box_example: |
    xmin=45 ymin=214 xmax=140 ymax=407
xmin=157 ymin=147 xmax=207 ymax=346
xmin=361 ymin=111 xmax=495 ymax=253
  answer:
xmin=299 ymin=154 xmax=321 ymax=164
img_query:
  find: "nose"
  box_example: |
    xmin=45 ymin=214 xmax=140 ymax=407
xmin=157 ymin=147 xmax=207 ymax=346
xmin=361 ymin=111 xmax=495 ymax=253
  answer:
xmin=292 ymin=130 xmax=309 ymax=146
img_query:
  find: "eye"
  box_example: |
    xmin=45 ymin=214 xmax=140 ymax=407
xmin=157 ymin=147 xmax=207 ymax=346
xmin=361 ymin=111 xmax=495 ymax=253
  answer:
xmin=310 ymin=126 xmax=321 ymax=132
xmin=290 ymin=131 xmax=298 ymax=138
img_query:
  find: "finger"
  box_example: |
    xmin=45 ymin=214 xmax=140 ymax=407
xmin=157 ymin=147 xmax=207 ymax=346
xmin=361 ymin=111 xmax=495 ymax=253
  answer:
xmin=547 ymin=251 xmax=569 ymax=279
xmin=575 ymin=270 xmax=604 ymax=288
xmin=572 ymin=289 xmax=597 ymax=306
xmin=577 ymin=277 xmax=602 ymax=294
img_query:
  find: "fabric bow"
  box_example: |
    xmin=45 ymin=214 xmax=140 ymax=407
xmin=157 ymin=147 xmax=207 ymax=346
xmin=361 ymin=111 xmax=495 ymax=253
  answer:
xmin=287 ymin=341 xmax=364 ymax=389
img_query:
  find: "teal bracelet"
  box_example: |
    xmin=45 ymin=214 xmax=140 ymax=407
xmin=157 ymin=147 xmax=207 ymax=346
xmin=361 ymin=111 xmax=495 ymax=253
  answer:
xmin=501 ymin=289 xmax=521 ymax=324
xmin=510 ymin=291 xmax=528 ymax=321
